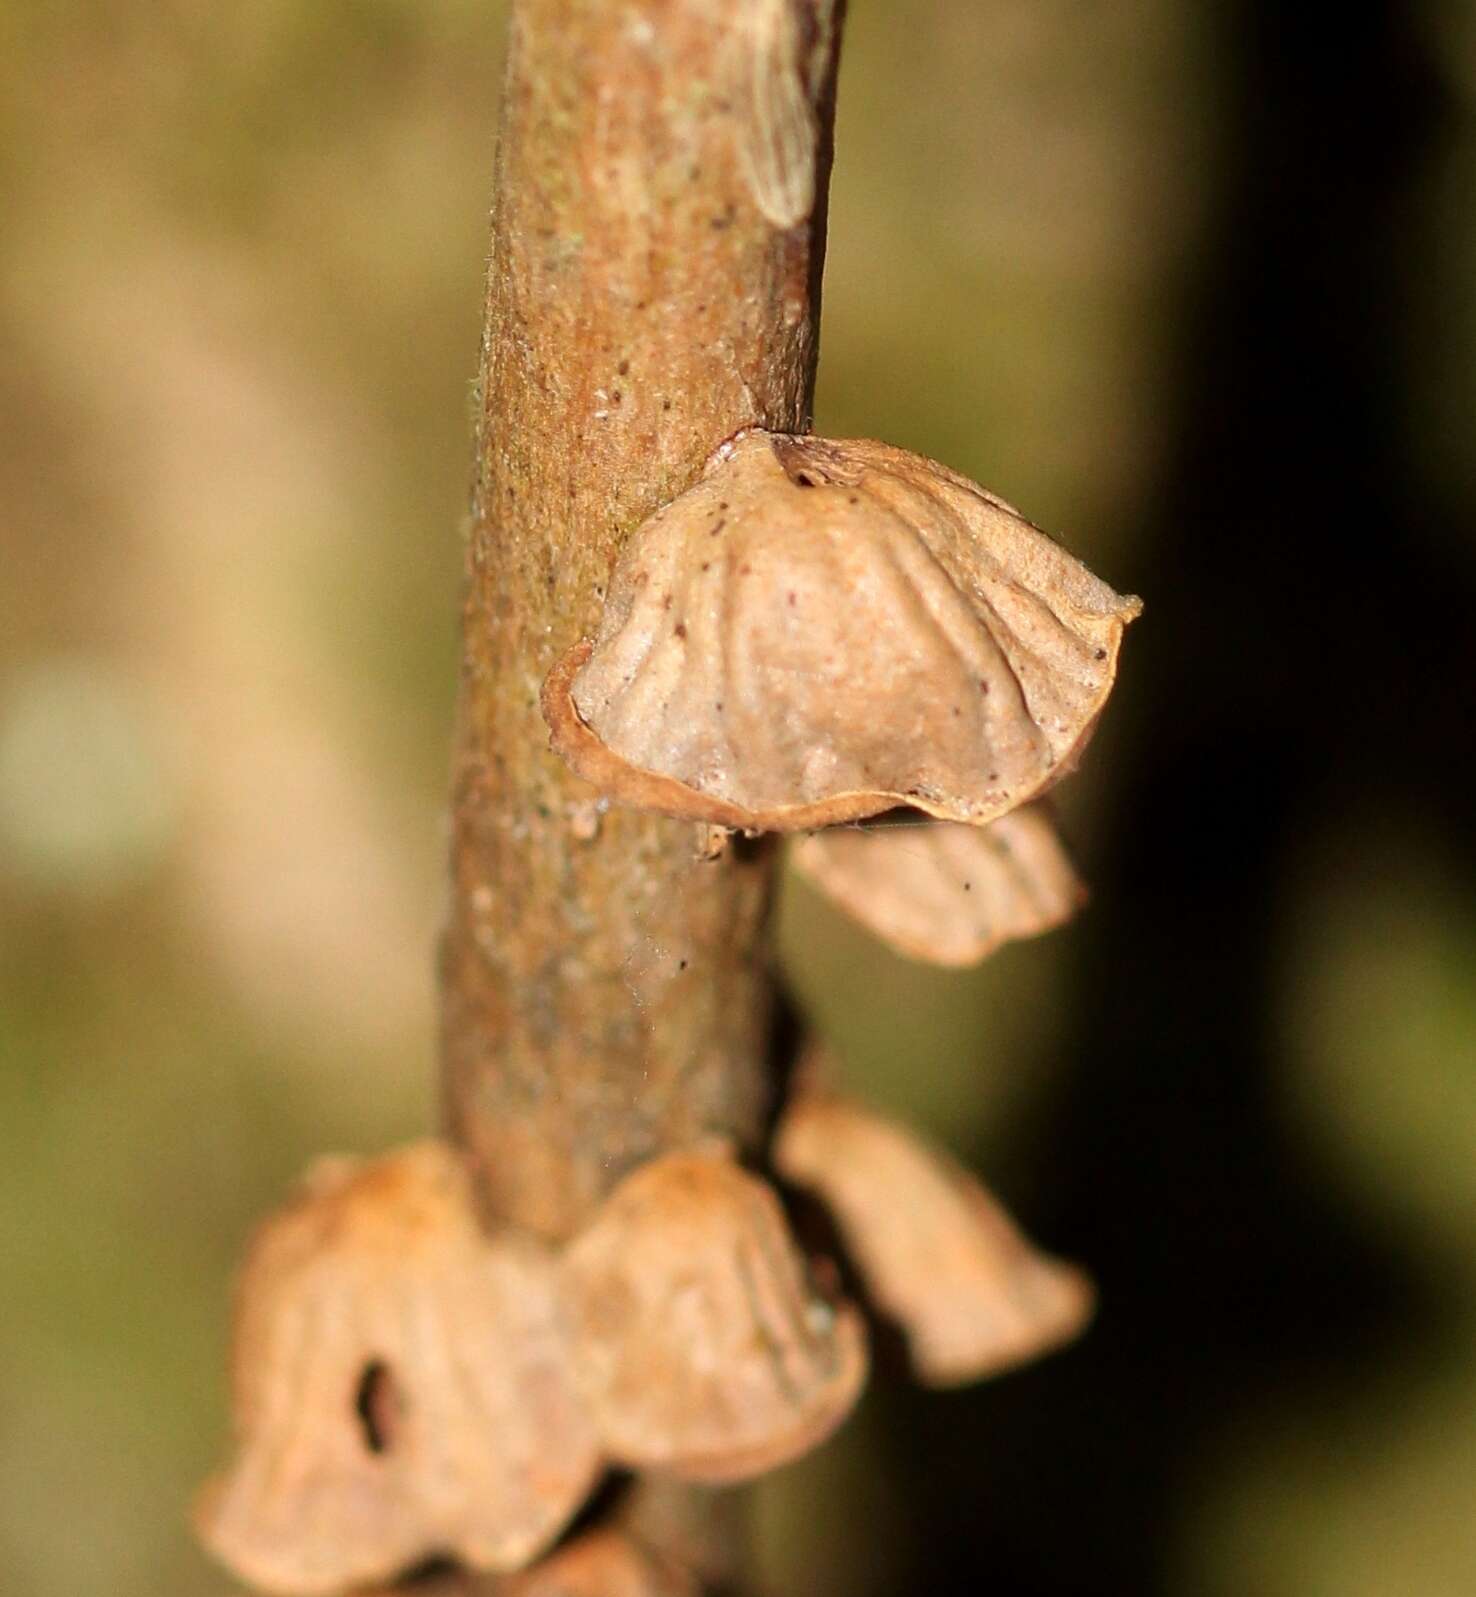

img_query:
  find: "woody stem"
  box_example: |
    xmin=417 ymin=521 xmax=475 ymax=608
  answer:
xmin=441 ymin=0 xmax=841 ymax=1243
xmin=440 ymin=4 xmax=842 ymax=1569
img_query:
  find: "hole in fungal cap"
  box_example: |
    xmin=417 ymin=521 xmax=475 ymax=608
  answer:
xmin=354 ymin=1361 xmax=400 ymax=1454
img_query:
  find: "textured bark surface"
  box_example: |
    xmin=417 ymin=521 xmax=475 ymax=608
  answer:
xmin=441 ymin=0 xmax=840 ymax=1241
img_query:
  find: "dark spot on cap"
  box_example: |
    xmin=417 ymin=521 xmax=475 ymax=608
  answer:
xmin=675 ymin=622 xmax=688 ymax=639
xmin=354 ymin=1362 xmax=399 ymax=1454
xmin=1095 ymin=647 xmax=1107 ymax=660
xmin=617 ymin=359 xmax=629 ymax=375
xmin=710 ymin=518 xmax=726 ymax=536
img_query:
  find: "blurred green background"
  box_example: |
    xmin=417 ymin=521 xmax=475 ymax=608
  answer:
xmin=3 ymin=2 xmax=1475 ymax=1593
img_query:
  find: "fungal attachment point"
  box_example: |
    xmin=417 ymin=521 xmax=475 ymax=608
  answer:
xmin=559 ymin=1144 xmax=867 ymax=1482
xmin=789 ymin=803 xmax=1087 ymax=967
xmin=542 ymin=430 xmax=1140 ymax=833
xmin=194 ymin=1142 xmax=601 ymax=1594
xmin=775 ymin=1090 xmax=1094 ymax=1387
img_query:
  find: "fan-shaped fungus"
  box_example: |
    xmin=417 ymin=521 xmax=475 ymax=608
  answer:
xmin=195 ymin=1142 xmax=601 ymax=1594
xmin=775 ymin=1094 xmax=1093 ymax=1386
xmin=559 ymin=1144 xmax=867 ymax=1481
xmin=789 ymin=803 xmax=1086 ymax=966
xmin=543 ymin=430 xmax=1139 ymax=832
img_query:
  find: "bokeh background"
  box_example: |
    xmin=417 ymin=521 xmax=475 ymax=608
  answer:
xmin=3 ymin=2 xmax=1475 ymax=1593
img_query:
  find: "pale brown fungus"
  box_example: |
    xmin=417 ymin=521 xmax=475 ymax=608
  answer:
xmin=542 ymin=431 xmax=1140 ymax=832
xmin=774 ymin=1093 xmax=1094 ymax=1387
xmin=498 ymin=1527 xmax=699 ymax=1597
xmin=789 ymin=803 xmax=1087 ymax=966
xmin=194 ymin=1142 xmax=602 ymax=1594
xmin=559 ymin=1144 xmax=867 ymax=1483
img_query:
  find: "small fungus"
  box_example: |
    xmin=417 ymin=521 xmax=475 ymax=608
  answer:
xmin=559 ymin=1144 xmax=867 ymax=1482
xmin=775 ymin=1092 xmax=1094 ymax=1387
xmin=542 ymin=430 xmax=1139 ymax=832
xmin=498 ymin=1527 xmax=698 ymax=1597
xmin=789 ymin=804 xmax=1087 ymax=966
xmin=194 ymin=1142 xmax=602 ymax=1594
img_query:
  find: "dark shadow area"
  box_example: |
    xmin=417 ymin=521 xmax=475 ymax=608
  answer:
xmin=873 ymin=4 xmax=1476 ymax=1592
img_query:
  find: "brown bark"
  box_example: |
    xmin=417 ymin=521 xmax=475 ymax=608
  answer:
xmin=441 ymin=0 xmax=841 ymax=1240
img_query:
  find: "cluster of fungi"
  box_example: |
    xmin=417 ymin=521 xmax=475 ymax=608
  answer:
xmin=196 ymin=430 xmax=1139 ymax=1593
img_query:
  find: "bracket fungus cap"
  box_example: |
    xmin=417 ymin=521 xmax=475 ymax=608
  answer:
xmin=775 ymin=1094 xmax=1094 ymax=1387
xmin=559 ymin=1145 xmax=867 ymax=1483
xmin=789 ymin=804 xmax=1087 ymax=966
xmin=194 ymin=1141 xmax=602 ymax=1594
xmin=543 ymin=430 xmax=1140 ymax=832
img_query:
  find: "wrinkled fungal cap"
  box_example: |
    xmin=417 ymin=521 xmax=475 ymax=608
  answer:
xmin=789 ymin=804 xmax=1087 ymax=966
xmin=194 ymin=1141 xmax=602 ymax=1595
xmin=560 ymin=1145 xmax=867 ymax=1482
xmin=543 ymin=431 xmax=1141 ymax=832
xmin=775 ymin=1093 xmax=1094 ymax=1387
xmin=499 ymin=1528 xmax=699 ymax=1597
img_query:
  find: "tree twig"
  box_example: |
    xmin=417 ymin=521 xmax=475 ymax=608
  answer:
xmin=441 ymin=0 xmax=842 ymax=1244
